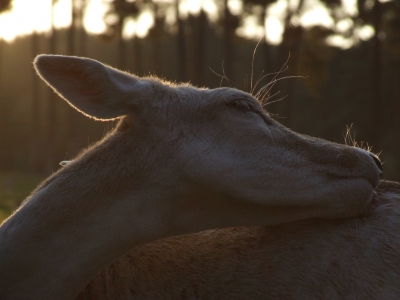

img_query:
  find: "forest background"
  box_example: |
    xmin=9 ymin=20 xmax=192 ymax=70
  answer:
xmin=0 ymin=0 xmax=399 ymax=220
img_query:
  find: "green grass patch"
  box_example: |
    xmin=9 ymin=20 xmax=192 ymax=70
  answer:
xmin=0 ymin=171 xmax=45 ymax=223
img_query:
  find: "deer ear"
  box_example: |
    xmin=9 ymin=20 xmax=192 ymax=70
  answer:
xmin=34 ymin=55 xmax=154 ymax=120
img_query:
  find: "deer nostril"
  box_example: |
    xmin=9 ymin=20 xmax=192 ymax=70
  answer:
xmin=370 ymin=153 xmax=383 ymax=174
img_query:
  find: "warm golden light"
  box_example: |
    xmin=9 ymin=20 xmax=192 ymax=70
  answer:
xmin=0 ymin=0 xmax=163 ymax=41
xmin=84 ymin=0 xmax=108 ymax=34
xmin=0 ymin=0 xmax=368 ymax=49
xmin=0 ymin=0 xmax=74 ymax=41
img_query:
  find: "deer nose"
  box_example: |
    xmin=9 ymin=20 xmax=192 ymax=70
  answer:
xmin=332 ymin=150 xmax=382 ymax=187
xmin=369 ymin=153 xmax=383 ymax=175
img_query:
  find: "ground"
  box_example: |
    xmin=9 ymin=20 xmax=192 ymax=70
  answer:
xmin=0 ymin=171 xmax=45 ymax=223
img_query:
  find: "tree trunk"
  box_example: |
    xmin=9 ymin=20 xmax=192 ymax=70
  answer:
xmin=278 ymin=0 xmax=304 ymax=129
xmin=133 ymin=36 xmax=143 ymax=76
xmin=78 ymin=0 xmax=87 ymax=57
xmin=66 ymin=0 xmax=78 ymax=157
xmin=193 ymin=10 xmax=206 ymax=86
xmin=262 ymin=7 xmax=270 ymax=72
xmin=223 ymin=0 xmax=233 ymax=81
xmin=68 ymin=0 xmax=76 ymax=56
xmin=0 ymin=37 xmax=2 ymax=87
xmin=117 ymin=20 xmax=126 ymax=70
xmin=261 ymin=6 xmax=272 ymax=95
xmin=30 ymin=32 xmax=41 ymax=172
xmin=372 ymin=0 xmax=382 ymax=149
xmin=175 ymin=0 xmax=187 ymax=82
xmin=152 ymin=4 xmax=162 ymax=76
xmin=46 ymin=0 xmax=57 ymax=172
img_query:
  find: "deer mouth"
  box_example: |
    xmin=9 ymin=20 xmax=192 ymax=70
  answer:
xmin=325 ymin=172 xmax=381 ymax=189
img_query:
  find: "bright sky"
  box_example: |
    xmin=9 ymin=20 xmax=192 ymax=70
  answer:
xmin=0 ymin=0 xmax=374 ymax=48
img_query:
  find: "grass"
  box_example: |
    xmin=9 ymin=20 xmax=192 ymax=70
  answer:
xmin=0 ymin=171 xmax=45 ymax=223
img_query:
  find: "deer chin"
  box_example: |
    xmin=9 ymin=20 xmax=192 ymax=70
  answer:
xmin=322 ymin=177 xmax=376 ymax=218
xmin=221 ymin=173 xmax=378 ymax=221
xmin=266 ymin=175 xmax=374 ymax=221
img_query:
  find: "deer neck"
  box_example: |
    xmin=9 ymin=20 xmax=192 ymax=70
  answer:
xmin=0 ymin=142 xmax=184 ymax=300
xmin=0 ymin=179 xmax=183 ymax=300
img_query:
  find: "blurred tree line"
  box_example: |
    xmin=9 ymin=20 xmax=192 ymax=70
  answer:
xmin=0 ymin=0 xmax=399 ymax=181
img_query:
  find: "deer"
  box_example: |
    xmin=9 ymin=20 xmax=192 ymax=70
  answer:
xmin=0 ymin=55 xmax=383 ymax=300
xmin=77 ymin=180 xmax=400 ymax=300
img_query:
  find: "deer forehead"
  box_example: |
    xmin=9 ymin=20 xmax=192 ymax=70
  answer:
xmin=149 ymin=81 xmax=256 ymax=107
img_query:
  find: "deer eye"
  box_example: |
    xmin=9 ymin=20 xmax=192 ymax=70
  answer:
xmin=228 ymin=100 xmax=253 ymax=111
xmin=228 ymin=99 xmax=274 ymax=126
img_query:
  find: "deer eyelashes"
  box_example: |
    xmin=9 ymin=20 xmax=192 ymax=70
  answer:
xmin=227 ymin=98 xmax=274 ymax=126
xmin=228 ymin=99 xmax=253 ymax=112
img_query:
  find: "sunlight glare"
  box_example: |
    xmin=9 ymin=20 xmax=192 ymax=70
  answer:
xmin=0 ymin=0 xmax=104 ymax=42
xmin=203 ymin=0 xmax=218 ymax=22
xmin=288 ymin=0 xmax=300 ymax=11
xmin=54 ymin=0 xmax=72 ymax=29
xmin=266 ymin=17 xmax=284 ymax=45
xmin=122 ymin=10 xmax=154 ymax=39
xmin=265 ymin=0 xmax=287 ymax=45
xmin=165 ymin=5 xmax=177 ymax=26
xmin=135 ymin=10 xmax=154 ymax=38
xmin=84 ymin=0 xmax=108 ymax=34
xmin=326 ymin=34 xmax=355 ymax=49
xmin=228 ymin=0 xmax=243 ymax=15
xmin=236 ymin=15 xmax=264 ymax=40
xmin=123 ymin=17 xmax=136 ymax=40
xmin=178 ymin=0 xmax=189 ymax=19
xmin=336 ymin=18 xmax=353 ymax=32
xmin=186 ymin=0 xmax=202 ymax=15
xmin=178 ymin=0 xmax=218 ymax=21
xmin=0 ymin=0 xmax=372 ymax=46
xmin=301 ymin=0 xmax=334 ymax=28
xmin=342 ymin=0 xmax=358 ymax=16
xmin=356 ymin=25 xmax=374 ymax=40
xmin=0 ymin=0 xmax=52 ymax=42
